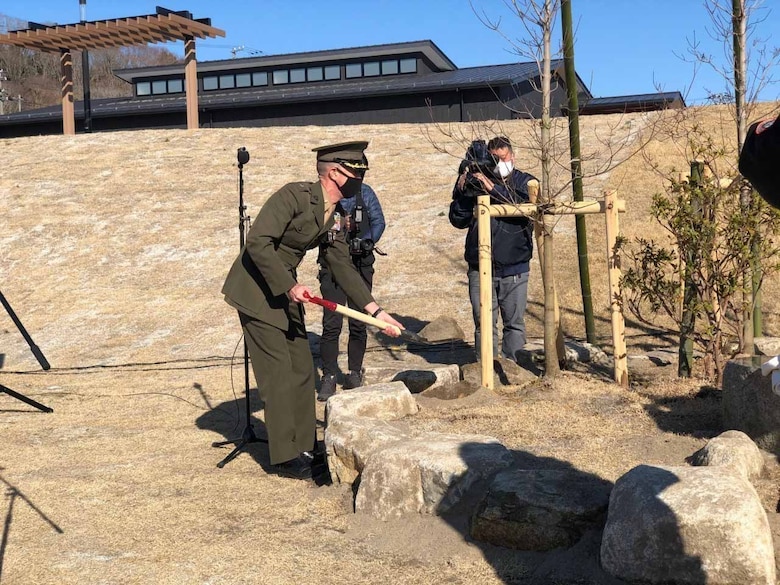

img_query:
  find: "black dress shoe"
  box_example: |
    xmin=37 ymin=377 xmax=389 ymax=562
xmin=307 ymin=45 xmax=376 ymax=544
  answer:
xmin=301 ymin=448 xmax=327 ymax=469
xmin=270 ymin=456 xmax=312 ymax=480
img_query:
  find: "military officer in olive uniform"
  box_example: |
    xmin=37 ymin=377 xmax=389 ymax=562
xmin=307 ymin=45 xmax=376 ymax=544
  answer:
xmin=222 ymin=141 xmax=403 ymax=481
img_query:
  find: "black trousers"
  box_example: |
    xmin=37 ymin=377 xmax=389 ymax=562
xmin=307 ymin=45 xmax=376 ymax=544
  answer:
xmin=318 ymin=259 xmax=374 ymax=377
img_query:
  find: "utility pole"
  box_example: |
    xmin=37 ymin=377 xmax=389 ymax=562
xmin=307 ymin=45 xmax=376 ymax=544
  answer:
xmin=79 ymin=0 xmax=92 ymax=132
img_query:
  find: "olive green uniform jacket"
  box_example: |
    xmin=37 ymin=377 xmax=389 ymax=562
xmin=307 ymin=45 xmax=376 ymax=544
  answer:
xmin=221 ymin=180 xmax=374 ymax=464
xmin=222 ymin=181 xmax=374 ymax=326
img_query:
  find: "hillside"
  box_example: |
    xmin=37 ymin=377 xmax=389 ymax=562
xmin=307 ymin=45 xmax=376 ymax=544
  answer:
xmin=2 ymin=104 xmax=780 ymax=369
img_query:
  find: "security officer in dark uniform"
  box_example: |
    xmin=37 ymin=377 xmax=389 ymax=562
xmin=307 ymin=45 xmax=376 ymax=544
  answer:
xmin=317 ymin=175 xmax=386 ymax=401
xmin=221 ymin=141 xmax=403 ymax=480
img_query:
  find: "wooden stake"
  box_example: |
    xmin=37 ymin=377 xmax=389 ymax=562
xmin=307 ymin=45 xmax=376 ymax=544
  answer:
xmin=477 ymin=193 xmax=494 ymax=390
xmin=604 ymin=190 xmax=628 ymax=386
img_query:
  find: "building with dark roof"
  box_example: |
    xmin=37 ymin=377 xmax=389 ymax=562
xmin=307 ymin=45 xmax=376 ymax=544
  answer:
xmin=0 ymin=40 xmax=684 ymax=137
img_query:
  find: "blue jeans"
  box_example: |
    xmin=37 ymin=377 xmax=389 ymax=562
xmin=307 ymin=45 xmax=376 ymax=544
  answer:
xmin=467 ymin=269 xmax=529 ymax=363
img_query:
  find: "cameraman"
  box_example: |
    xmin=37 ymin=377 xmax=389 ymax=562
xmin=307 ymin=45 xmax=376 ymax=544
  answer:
xmin=739 ymin=114 xmax=780 ymax=208
xmin=449 ymin=136 xmax=537 ymax=363
xmin=317 ymin=177 xmax=386 ymax=401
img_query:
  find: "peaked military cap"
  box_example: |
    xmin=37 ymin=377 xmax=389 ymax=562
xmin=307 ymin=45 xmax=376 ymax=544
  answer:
xmin=312 ymin=141 xmax=370 ymax=174
xmin=739 ymin=115 xmax=780 ymax=209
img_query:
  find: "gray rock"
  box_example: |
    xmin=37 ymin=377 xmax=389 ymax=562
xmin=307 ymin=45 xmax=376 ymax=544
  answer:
xmin=722 ymin=358 xmax=780 ymax=453
xmin=325 ymin=415 xmax=409 ymax=485
xmin=324 ymin=382 xmax=419 ymax=484
xmin=471 ymin=468 xmax=613 ymax=551
xmin=563 ymin=341 xmax=610 ymax=365
xmin=362 ymin=364 xmax=460 ymax=393
xmin=417 ymin=316 xmax=465 ymax=343
xmin=688 ymin=430 xmax=765 ymax=480
xmin=355 ymin=434 xmax=513 ymax=519
xmin=325 ymin=381 xmax=418 ymax=426
xmin=754 ymin=336 xmax=780 ymax=356
xmin=601 ymin=464 xmax=776 ymax=585
xmin=645 ymin=349 xmax=677 ymax=365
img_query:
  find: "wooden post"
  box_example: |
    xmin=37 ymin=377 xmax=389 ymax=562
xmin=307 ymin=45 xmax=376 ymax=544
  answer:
xmin=477 ymin=193 xmax=494 ymax=390
xmin=60 ymin=49 xmax=75 ymax=136
xmin=184 ymin=36 xmax=199 ymax=130
xmin=604 ymin=190 xmax=628 ymax=386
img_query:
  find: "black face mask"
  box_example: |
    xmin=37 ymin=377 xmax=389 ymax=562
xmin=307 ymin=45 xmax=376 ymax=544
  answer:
xmin=338 ymin=174 xmax=363 ymax=199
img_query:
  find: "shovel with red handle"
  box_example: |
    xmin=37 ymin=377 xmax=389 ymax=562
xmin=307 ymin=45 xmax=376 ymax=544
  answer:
xmin=302 ymin=292 xmax=432 ymax=345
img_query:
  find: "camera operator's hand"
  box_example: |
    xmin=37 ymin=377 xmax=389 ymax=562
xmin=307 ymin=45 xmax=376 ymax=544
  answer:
xmin=473 ymin=172 xmax=495 ymax=193
xmin=456 ymin=172 xmax=468 ymax=191
xmin=287 ymin=283 xmax=313 ymax=304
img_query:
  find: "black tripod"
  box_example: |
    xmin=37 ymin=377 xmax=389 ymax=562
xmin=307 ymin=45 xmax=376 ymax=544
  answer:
xmin=212 ymin=147 xmax=267 ymax=468
xmin=0 ymin=290 xmax=52 ymax=413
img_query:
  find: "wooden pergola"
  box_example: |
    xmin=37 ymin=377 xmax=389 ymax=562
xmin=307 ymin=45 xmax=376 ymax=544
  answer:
xmin=0 ymin=6 xmax=224 ymax=134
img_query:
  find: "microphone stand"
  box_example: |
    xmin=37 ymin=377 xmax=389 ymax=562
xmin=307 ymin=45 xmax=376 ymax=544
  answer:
xmin=212 ymin=147 xmax=267 ymax=467
xmin=0 ymin=290 xmax=52 ymax=412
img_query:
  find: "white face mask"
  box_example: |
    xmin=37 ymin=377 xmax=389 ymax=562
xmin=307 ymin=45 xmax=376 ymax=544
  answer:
xmin=495 ymin=160 xmax=514 ymax=178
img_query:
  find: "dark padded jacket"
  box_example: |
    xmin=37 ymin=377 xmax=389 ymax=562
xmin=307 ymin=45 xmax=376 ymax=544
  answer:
xmin=448 ymin=169 xmax=536 ymax=273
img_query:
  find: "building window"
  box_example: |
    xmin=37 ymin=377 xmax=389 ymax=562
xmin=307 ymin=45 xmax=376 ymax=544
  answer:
xmin=381 ymin=60 xmax=399 ymax=75
xmin=324 ymin=65 xmax=340 ymax=80
xmin=400 ymin=58 xmax=417 ymax=74
xmin=252 ymin=72 xmax=268 ymax=86
xmin=236 ymin=73 xmax=251 ymax=88
xmin=136 ymin=81 xmax=151 ymax=96
xmin=203 ymin=76 xmax=218 ymax=91
xmin=307 ymin=66 xmax=323 ymax=82
xmin=345 ymin=63 xmax=362 ymax=78
xmin=363 ymin=61 xmax=380 ymax=77
xmin=220 ymin=74 xmax=235 ymax=89
xmin=290 ymin=68 xmax=306 ymax=83
xmin=273 ymin=70 xmax=289 ymax=85
xmin=167 ymin=78 xmax=183 ymax=93
xmin=152 ymin=80 xmax=167 ymax=94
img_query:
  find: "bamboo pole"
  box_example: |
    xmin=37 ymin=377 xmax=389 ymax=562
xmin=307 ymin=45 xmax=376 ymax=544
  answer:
xmin=477 ymin=193 xmax=494 ymax=390
xmin=604 ymin=190 xmax=628 ymax=386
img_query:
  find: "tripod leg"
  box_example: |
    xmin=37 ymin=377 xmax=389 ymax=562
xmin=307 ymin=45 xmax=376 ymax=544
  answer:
xmin=212 ymin=340 xmax=266 ymax=467
xmin=216 ymin=438 xmax=250 ymax=468
xmin=0 ymin=384 xmax=52 ymax=413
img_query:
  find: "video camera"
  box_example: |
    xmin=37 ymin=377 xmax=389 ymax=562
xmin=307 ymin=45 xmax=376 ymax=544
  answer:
xmin=458 ymin=139 xmax=498 ymax=196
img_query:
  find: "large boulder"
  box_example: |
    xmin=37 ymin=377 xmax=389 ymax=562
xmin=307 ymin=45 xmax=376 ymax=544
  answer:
xmin=601 ymin=464 xmax=776 ymax=585
xmin=324 ymin=382 xmax=418 ymax=484
xmin=355 ymin=434 xmax=513 ymax=519
xmin=722 ymin=358 xmax=780 ymax=453
xmin=325 ymin=381 xmax=418 ymax=425
xmin=471 ymin=468 xmax=613 ymax=551
xmin=687 ymin=430 xmax=765 ymax=480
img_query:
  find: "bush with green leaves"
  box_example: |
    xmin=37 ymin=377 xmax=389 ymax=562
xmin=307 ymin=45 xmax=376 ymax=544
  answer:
xmin=620 ymin=161 xmax=780 ymax=383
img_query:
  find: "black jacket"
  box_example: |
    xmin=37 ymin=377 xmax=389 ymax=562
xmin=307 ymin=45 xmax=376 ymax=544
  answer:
xmin=448 ymin=169 xmax=536 ymax=273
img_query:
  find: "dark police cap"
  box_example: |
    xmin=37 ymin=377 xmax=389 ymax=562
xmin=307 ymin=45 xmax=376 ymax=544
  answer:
xmin=739 ymin=115 xmax=780 ymax=208
xmin=312 ymin=141 xmax=369 ymax=173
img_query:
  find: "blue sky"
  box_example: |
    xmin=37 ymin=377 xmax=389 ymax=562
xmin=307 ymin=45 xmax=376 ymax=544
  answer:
xmin=2 ymin=0 xmax=779 ymax=104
